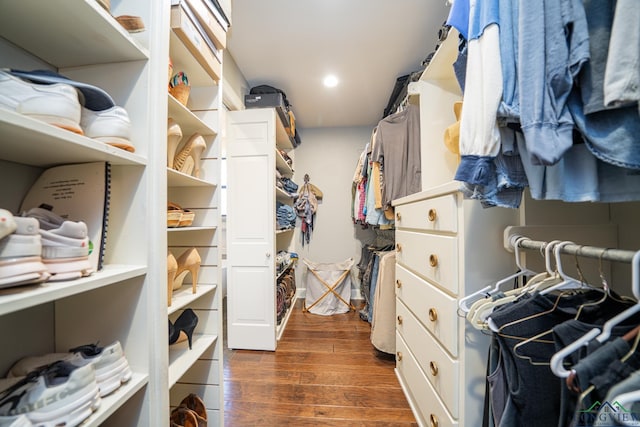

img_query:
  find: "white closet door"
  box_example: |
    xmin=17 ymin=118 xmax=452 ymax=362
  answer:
xmin=227 ymin=109 xmax=276 ymax=350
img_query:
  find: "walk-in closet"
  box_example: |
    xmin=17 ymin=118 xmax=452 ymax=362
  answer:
xmin=1 ymin=1 xmax=639 ymax=426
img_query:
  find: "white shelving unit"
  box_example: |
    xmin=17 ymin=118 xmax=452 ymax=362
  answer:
xmin=226 ymin=107 xmax=297 ymax=351
xmin=0 ymin=1 xmax=226 ymax=425
xmin=0 ymin=0 xmax=165 ymax=425
xmin=166 ymin=1 xmax=225 ymax=423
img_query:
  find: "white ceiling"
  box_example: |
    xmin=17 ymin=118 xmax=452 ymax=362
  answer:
xmin=227 ymin=0 xmax=451 ymax=129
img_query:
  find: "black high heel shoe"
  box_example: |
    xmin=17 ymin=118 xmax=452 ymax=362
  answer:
xmin=169 ymin=308 xmax=198 ymax=349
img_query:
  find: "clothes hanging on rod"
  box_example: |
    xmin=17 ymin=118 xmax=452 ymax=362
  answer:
xmin=470 ymin=237 xmax=640 ymax=426
xmin=449 ymin=0 xmax=640 ymax=208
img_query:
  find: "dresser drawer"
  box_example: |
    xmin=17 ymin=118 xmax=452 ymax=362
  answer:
xmin=395 ymin=193 xmax=457 ymax=233
xmin=395 ymin=230 xmax=458 ymax=296
xmin=396 ymin=300 xmax=459 ymax=418
xmin=395 ymin=264 xmax=458 ymax=357
xmin=396 ymin=332 xmax=458 ymax=427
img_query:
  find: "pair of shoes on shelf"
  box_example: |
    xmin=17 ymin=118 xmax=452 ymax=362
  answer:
xmin=167 ymin=118 xmax=206 ymax=178
xmin=171 ymin=393 xmax=207 ymax=427
xmin=7 ymin=341 xmax=132 ymax=398
xmin=167 ymin=248 xmax=201 ymax=306
xmin=23 ymin=206 xmax=93 ymax=282
xmin=167 ymin=202 xmax=195 ymax=228
xmin=169 ymin=308 xmax=198 ymax=350
xmin=0 ymin=210 xmax=49 ymax=289
xmin=0 ymin=69 xmax=134 ymax=152
xmin=0 ymin=360 xmax=101 ymax=427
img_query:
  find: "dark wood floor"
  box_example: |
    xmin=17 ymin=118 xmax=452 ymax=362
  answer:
xmin=223 ymin=302 xmax=417 ymax=426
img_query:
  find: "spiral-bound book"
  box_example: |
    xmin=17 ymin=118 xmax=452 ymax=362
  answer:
xmin=19 ymin=162 xmax=111 ymax=272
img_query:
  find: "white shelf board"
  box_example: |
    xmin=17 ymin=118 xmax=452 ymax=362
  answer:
xmin=275 ymin=111 xmax=294 ymax=150
xmin=276 ymin=229 xmax=295 ymax=236
xmin=169 ymin=31 xmax=218 ymax=88
xmin=0 ymin=0 xmax=148 ymax=68
xmin=167 ymin=168 xmax=216 ymax=187
xmin=276 ymin=300 xmax=296 ymax=341
xmin=276 ymin=186 xmax=293 ymax=202
xmin=168 ymin=284 xmax=217 ymax=315
xmin=420 ymin=28 xmax=460 ymax=82
xmin=167 ymin=226 xmax=217 ymax=233
xmin=168 ymin=334 xmax=217 ymax=388
xmin=168 ymin=95 xmax=217 ymax=137
xmin=0 ymin=264 xmax=147 ymax=316
xmin=0 ymin=110 xmax=146 ymax=167
xmin=277 ymin=261 xmax=295 ymax=281
xmin=84 ymin=372 xmax=149 ymax=427
xmin=276 ymin=149 xmax=294 ymax=177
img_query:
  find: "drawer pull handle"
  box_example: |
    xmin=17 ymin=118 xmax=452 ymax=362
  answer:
xmin=397 ymin=315 xmax=403 ymax=325
xmin=396 ymin=243 xmax=402 ymax=252
xmin=396 ymin=279 xmax=402 ymax=288
xmin=428 ymin=208 xmax=437 ymax=222
xmin=396 ymin=351 xmax=403 ymax=361
xmin=429 ymin=361 xmax=439 ymax=377
xmin=396 ymin=212 xmax=402 ymax=221
xmin=428 ymin=308 xmax=438 ymax=322
xmin=429 ymin=254 xmax=438 ymax=267
xmin=430 ymin=414 xmax=439 ymax=427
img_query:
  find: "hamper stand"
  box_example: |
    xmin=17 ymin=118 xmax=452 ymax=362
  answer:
xmin=302 ymin=257 xmax=356 ymax=315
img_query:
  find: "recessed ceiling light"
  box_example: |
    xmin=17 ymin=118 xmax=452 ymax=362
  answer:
xmin=323 ymin=75 xmax=339 ymax=88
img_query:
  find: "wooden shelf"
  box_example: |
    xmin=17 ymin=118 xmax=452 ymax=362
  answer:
xmin=0 ymin=0 xmax=148 ymax=68
xmin=420 ymin=28 xmax=460 ymax=83
xmin=84 ymin=373 xmax=149 ymax=426
xmin=168 ymin=284 xmax=217 ymax=315
xmin=170 ymin=30 xmax=219 ymax=88
xmin=0 ymin=110 xmax=146 ymax=167
xmin=168 ymin=95 xmax=217 ymax=137
xmin=168 ymin=168 xmax=216 ymax=187
xmin=276 ymin=186 xmax=294 ymax=202
xmin=0 ymin=265 xmax=147 ymax=317
xmin=276 ymin=149 xmax=294 ymax=177
xmin=168 ymin=334 xmax=217 ymax=388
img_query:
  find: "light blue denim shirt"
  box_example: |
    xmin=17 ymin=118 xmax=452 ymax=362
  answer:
xmin=519 ymin=0 xmax=590 ymax=166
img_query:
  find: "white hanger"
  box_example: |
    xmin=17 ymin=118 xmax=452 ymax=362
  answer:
xmin=470 ymin=239 xmax=561 ymax=331
xmin=549 ymin=250 xmax=640 ymax=378
xmin=539 ymin=241 xmax=585 ymax=294
xmin=458 ymin=236 xmax=535 ymax=313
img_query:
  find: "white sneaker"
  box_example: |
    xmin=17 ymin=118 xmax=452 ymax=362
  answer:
xmin=0 ymin=217 xmax=49 ymax=289
xmin=8 ymin=341 xmax=132 ymax=397
xmin=81 ymin=106 xmax=134 ymax=152
xmin=0 ymin=70 xmax=82 ymax=134
xmin=0 ymin=210 xmax=17 ymax=241
xmin=0 ymin=361 xmax=100 ymax=427
xmin=24 ymin=208 xmax=93 ymax=281
xmin=0 ymin=414 xmax=32 ymax=427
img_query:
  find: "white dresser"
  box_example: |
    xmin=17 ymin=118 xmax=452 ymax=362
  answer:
xmin=393 ymin=182 xmax=518 ymax=427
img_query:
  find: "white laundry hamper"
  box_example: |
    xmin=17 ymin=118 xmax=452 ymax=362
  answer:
xmin=302 ymin=257 xmax=356 ymax=315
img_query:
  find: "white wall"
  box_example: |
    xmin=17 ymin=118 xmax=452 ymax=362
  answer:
xmin=291 ymin=126 xmax=376 ymax=299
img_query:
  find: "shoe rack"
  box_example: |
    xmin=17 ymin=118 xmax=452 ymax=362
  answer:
xmin=166 ymin=1 xmax=225 ymax=426
xmin=0 ymin=1 xmax=224 ymax=425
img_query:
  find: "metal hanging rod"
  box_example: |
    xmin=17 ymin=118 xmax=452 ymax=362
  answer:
xmin=508 ymin=235 xmax=638 ymax=264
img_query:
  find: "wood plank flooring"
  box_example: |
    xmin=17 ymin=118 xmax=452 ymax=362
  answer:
xmin=223 ymin=302 xmax=417 ymax=426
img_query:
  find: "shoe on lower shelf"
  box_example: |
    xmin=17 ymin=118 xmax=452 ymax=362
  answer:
xmin=24 ymin=207 xmax=93 ymax=281
xmin=8 ymin=341 xmax=132 ymax=398
xmin=0 ymin=70 xmax=82 ymax=135
xmin=81 ymin=106 xmax=134 ymax=152
xmin=0 ymin=361 xmax=100 ymax=427
xmin=0 ymin=216 xmax=49 ymax=289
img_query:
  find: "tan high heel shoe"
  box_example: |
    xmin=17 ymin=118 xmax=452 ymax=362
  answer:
xmin=173 ymin=248 xmax=201 ymax=294
xmin=173 ymin=133 xmax=206 ymax=177
xmin=167 ymin=118 xmax=183 ymax=169
xmin=167 ymin=252 xmax=178 ymax=306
